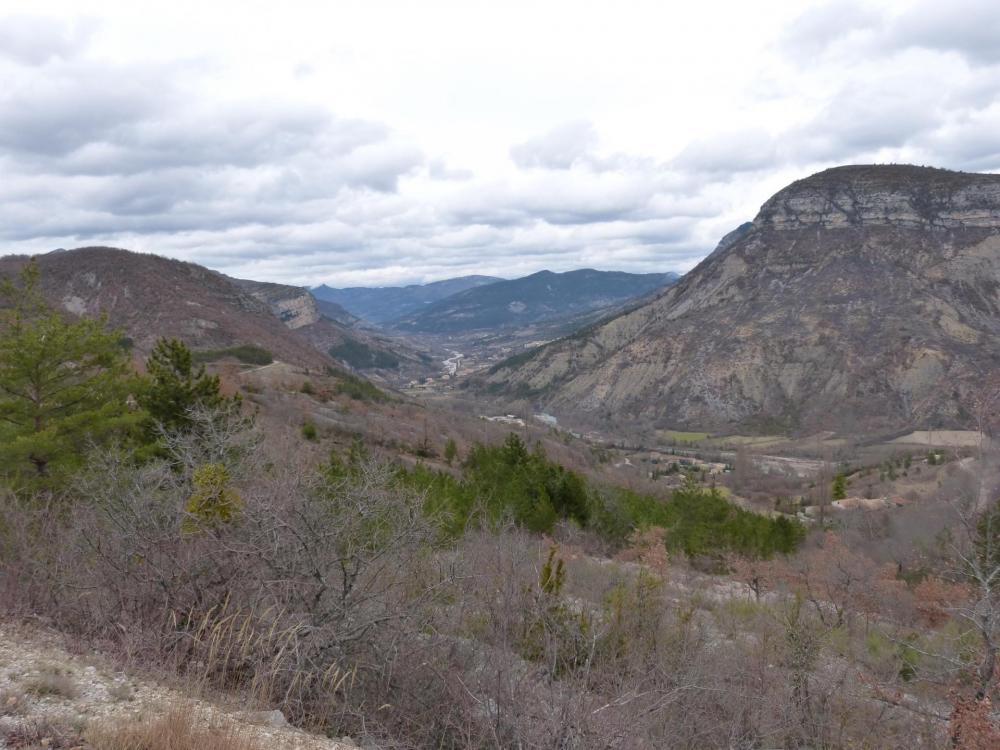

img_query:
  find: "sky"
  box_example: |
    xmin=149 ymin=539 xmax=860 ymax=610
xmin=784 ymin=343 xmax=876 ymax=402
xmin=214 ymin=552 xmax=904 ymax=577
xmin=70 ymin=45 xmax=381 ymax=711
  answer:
xmin=1 ymin=0 xmax=1000 ymax=287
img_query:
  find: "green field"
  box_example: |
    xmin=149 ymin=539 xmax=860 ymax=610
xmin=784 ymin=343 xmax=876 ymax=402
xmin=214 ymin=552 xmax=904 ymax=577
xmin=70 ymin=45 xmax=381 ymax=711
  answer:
xmin=657 ymin=430 xmax=710 ymax=443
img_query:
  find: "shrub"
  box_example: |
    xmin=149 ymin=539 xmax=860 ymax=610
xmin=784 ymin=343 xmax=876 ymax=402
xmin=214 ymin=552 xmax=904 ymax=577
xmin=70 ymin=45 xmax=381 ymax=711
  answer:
xmin=301 ymin=420 xmax=318 ymax=441
xmin=184 ymin=463 xmax=242 ymax=530
xmin=329 ymin=340 xmax=399 ymax=370
xmin=23 ymin=663 xmax=78 ymax=699
xmin=332 ymin=371 xmax=389 ymax=402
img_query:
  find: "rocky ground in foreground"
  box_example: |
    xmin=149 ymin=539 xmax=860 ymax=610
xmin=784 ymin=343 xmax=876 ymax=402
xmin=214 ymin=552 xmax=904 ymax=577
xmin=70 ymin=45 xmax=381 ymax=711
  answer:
xmin=0 ymin=624 xmax=355 ymax=750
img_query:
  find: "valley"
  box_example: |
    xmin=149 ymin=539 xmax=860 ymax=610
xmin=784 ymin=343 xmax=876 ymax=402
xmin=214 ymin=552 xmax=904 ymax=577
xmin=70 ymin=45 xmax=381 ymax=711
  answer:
xmin=4 ymin=164 xmax=1000 ymax=748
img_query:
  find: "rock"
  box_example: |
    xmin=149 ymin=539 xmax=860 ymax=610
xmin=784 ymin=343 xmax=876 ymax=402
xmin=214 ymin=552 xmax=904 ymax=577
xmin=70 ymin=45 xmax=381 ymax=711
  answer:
xmin=243 ymin=709 xmax=287 ymax=727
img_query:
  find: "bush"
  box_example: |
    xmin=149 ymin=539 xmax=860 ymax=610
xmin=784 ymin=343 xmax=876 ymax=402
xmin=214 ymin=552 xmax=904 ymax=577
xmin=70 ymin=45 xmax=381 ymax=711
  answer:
xmin=400 ymin=433 xmax=804 ymax=557
xmin=301 ymin=420 xmax=318 ymax=441
xmin=328 ymin=369 xmax=389 ymax=402
xmin=329 ymin=339 xmax=400 ymax=370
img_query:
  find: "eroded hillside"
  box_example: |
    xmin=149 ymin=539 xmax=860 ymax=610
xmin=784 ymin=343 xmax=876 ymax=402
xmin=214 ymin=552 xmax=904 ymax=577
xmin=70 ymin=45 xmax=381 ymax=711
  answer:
xmin=478 ymin=165 xmax=1000 ymax=435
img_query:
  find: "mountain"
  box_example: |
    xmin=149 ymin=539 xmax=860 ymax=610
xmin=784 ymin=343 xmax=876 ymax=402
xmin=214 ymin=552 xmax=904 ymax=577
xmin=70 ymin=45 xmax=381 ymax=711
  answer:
xmin=312 ymin=275 xmax=502 ymax=323
xmin=0 ymin=247 xmax=430 ymax=379
xmin=0 ymin=247 xmax=337 ymax=369
xmin=392 ymin=269 xmax=679 ymax=334
xmin=230 ymin=277 xmax=431 ymax=374
xmin=477 ymin=165 xmax=1000 ymax=435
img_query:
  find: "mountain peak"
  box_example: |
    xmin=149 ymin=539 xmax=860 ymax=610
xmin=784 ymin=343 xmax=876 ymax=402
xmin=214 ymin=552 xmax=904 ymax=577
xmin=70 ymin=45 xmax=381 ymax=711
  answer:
xmin=756 ymin=163 xmax=1000 ymax=231
xmin=480 ymin=164 xmax=1000 ymax=434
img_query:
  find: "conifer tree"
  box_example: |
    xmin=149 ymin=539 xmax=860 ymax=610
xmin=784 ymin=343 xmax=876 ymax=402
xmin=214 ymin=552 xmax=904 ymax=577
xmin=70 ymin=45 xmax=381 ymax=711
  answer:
xmin=139 ymin=337 xmax=230 ymax=434
xmin=832 ymin=473 xmax=848 ymax=501
xmin=0 ymin=263 xmax=137 ymax=483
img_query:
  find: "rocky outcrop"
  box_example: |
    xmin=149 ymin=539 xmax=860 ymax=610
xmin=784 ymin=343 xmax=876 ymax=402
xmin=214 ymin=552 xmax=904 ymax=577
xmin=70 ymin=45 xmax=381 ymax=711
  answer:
xmin=477 ymin=165 xmax=1000 ymax=435
xmin=756 ymin=165 xmax=1000 ymax=230
xmin=233 ymin=279 xmax=323 ymax=329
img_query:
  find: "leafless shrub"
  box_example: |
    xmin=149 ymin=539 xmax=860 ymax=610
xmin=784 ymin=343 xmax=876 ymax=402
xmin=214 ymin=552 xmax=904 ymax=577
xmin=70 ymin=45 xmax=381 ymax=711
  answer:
xmin=22 ymin=664 xmax=77 ymax=700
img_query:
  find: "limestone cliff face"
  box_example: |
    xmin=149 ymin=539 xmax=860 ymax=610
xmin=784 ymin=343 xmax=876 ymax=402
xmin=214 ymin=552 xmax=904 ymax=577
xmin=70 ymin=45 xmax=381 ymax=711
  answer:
xmin=234 ymin=279 xmax=323 ymax=329
xmin=479 ymin=165 xmax=1000 ymax=434
xmin=755 ymin=165 xmax=1000 ymax=231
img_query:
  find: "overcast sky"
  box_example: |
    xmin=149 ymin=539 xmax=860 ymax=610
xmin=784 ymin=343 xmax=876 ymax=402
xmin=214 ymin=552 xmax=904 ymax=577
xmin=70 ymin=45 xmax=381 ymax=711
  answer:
xmin=1 ymin=0 xmax=999 ymax=286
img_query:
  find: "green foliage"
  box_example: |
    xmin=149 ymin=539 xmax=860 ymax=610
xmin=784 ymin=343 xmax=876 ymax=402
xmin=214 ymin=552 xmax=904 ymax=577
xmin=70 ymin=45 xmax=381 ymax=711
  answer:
xmin=832 ymin=473 xmax=848 ymax=501
xmin=399 ymin=432 xmax=805 ymax=558
xmin=183 ymin=462 xmax=242 ymax=530
xmin=539 ymin=544 xmax=566 ymax=596
xmin=331 ymin=370 xmax=389 ymax=402
xmin=659 ymin=480 xmax=805 ymax=559
xmin=599 ymin=569 xmax=663 ymax=662
xmin=193 ymin=344 xmax=273 ymax=366
xmin=0 ymin=264 xmax=139 ymax=484
xmin=974 ymin=499 xmax=1000 ymax=573
xmin=138 ymin=338 xmax=231 ymax=434
xmin=443 ymin=437 xmax=458 ymax=465
xmin=300 ymin=380 xmax=315 ymax=395
xmin=518 ymin=545 xmax=592 ymax=676
xmin=329 ymin=339 xmax=400 ymax=370
xmin=302 ymin=420 xmax=318 ymax=441
xmin=462 ymin=433 xmax=589 ymax=532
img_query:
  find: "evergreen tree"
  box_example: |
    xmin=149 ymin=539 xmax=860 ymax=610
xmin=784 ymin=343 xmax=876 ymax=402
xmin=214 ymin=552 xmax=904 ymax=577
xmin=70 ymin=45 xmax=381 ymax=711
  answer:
xmin=832 ymin=473 xmax=848 ymax=501
xmin=444 ymin=437 xmax=458 ymax=465
xmin=0 ymin=263 xmax=137 ymax=483
xmin=139 ymin=338 xmax=229 ymax=433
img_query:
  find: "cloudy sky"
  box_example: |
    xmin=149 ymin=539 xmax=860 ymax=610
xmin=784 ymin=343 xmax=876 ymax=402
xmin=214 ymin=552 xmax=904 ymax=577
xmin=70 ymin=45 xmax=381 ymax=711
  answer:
xmin=1 ymin=0 xmax=1000 ymax=286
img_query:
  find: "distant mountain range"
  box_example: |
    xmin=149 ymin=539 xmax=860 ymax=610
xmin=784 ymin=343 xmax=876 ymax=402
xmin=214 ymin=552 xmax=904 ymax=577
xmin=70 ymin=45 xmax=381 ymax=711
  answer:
xmin=476 ymin=165 xmax=1000 ymax=435
xmin=392 ymin=269 xmax=679 ymax=334
xmin=313 ymin=276 xmax=501 ymax=324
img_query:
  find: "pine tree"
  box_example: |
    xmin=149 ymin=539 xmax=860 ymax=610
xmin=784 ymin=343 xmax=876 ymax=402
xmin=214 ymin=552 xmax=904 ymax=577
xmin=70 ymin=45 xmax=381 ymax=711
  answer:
xmin=832 ymin=473 xmax=848 ymax=501
xmin=0 ymin=263 xmax=137 ymax=483
xmin=139 ymin=337 xmax=230 ymax=434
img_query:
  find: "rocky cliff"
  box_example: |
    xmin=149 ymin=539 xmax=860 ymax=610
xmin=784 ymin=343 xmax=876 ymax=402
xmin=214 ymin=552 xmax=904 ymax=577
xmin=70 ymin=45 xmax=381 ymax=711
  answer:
xmin=232 ymin=277 xmax=435 ymax=378
xmin=477 ymin=165 xmax=1000 ymax=434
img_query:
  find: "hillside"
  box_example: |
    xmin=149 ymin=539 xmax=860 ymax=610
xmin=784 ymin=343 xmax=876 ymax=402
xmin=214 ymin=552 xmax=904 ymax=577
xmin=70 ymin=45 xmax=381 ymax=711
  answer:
xmin=477 ymin=165 xmax=1000 ymax=434
xmin=313 ymin=275 xmax=502 ymax=324
xmin=392 ymin=269 xmax=678 ymax=334
xmin=0 ymin=247 xmax=334 ymax=370
xmin=232 ymin=277 xmax=432 ymax=377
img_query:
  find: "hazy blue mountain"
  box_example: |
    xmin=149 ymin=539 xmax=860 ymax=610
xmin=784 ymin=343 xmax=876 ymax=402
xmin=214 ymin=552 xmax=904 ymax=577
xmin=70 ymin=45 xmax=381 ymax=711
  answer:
xmin=392 ymin=269 xmax=679 ymax=334
xmin=313 ymin=275 xmax=502 ymax=323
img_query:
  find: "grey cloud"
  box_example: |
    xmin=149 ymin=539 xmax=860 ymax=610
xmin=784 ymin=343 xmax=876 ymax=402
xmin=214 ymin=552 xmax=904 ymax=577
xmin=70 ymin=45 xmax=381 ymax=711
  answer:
xmin=778 ymin=2 xmax=880 ymax=59
xmin=889 ymin=0 xmax=1000 ymax=65
xmin=672 ymin=130 xmax=778 ymax=175
xmin=509 ymin=121 xmax=597 ymax=169
xmin=0 ymin=14 xmax=96 ymax=66
xmin=782 ymin=0 xmax=1000 ymax=66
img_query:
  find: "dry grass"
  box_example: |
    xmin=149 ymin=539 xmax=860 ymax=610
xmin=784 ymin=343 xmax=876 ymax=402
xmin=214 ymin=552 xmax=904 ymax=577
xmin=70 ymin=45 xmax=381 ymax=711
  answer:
xmin=2 ymin=717 xmax=84 ymax=749
xmin=22 ymin=663 xmax=77 ymax=700
xmin=84 ymin=707 xmax=265 ymax=750
xmin=0 ymin=686 xmax=27 ymax=716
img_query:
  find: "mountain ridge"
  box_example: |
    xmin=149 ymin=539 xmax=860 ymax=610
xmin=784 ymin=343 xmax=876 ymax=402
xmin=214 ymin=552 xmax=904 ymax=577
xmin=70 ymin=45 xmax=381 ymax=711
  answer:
xmin=392 ymin=268 xmax=679 ymax=334
xmin=313 ymin=275 xmax=502 ymax=323
xmin=475 ymin=164 xmax=1000 ymax=435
